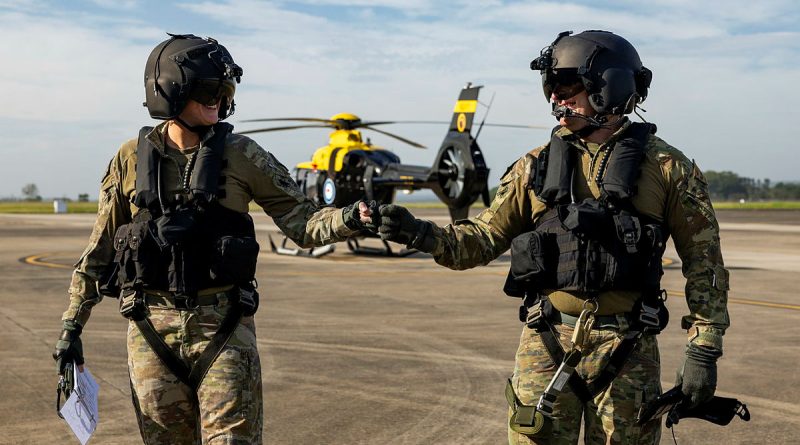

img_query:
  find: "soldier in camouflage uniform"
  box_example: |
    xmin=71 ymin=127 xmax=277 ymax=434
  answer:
xmin=52 ymin=34 xmax=371 ymax=445
xmin=375 ymin=30 xmax=729 ymax=444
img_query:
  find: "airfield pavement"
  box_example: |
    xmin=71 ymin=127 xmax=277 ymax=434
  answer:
xmin=0 ymin=209 xmax=798 ymax=445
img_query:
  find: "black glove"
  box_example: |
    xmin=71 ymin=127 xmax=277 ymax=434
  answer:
xmin=676 ymin=343 xmax=722 ymax=409
xmin=378 ymin=204 xmax=436 ymax=253
xmin=53 ymin=320 xmax=84 ymax=376
xmin=343 ymin=200 xmax=379 ymax=232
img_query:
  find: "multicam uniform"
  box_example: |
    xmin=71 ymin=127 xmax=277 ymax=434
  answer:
xmin=62 ymin=122 xmax=357 ymax=444
xmin=426 ymin=121 xmax=729 ymax=445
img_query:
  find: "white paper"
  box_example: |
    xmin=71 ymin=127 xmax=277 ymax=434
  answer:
xmin=59 ymin=364 xmax=99 ymax=445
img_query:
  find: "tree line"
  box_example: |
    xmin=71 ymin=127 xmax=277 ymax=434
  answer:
xmin=487 ymin=170 xmax=798 ymax=203
xmin=704 ymin=171 xmax=800 ymax=201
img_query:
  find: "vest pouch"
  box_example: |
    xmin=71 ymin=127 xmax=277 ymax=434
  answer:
xmin=562 ymin=198 xmax=614 ymax=239
xmin=510 ymin=231 xmax=556 ymax=285
xmin=554 ymin=231 xmax=583 ymax=291
xmin=603 ymin=223 xmax=665 ymax=292
xmin=155 ymin=207 xmax=196 ymax=246
xmin=112 ymin=224 xmax=134 ymax=287
xmin=210 ymin=236 xmax=260 ymax=284
xmin=128 ymin=220 xmax=163 ymax=286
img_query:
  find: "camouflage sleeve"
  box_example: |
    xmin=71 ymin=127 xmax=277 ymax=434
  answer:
xmin=242 ymin=141 xmax=357 ymax=247
xmin=430 ymin=154 xmax=536 ymax=270
xmin=63 ymin=154 xmax=131 ymax=327
xmin=664 ymin=156 xmax=730 ymax=351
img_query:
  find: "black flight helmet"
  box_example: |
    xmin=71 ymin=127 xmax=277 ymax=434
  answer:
xmin=530 ymin=30 xmax=652 ymax=116
xmin=144 ymin=33 xmax=243 ymax=120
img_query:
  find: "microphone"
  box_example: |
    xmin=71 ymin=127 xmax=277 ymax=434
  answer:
xmin=552 ymin=105 xmax=572 ymax=120
xmin=551 ymin=105 xmax=609 ymax=128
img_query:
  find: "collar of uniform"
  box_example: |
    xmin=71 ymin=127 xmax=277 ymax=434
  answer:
xmin=552 ymin=118 xmax=632 ymax=154
xmin=145 ymin=121 xmax=217 ymax=156
xmin=599 ymin=118 xmax=632 ymax=151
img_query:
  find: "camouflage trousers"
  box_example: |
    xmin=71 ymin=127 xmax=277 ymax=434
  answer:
xmin=508 ymin=323 xmax=662 ymax=445
xmin=127 ymin=293 xmax=263 ymax=445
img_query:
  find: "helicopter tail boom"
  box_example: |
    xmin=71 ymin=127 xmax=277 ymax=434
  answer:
xmin=429 ymin=83 xmax=491 ymax=219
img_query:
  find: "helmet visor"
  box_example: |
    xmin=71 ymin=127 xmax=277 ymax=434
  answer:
xmin=542 ymin=69 xmax=581 ymax=100
xmin=189 ymin=78 xmax=236 ymax=106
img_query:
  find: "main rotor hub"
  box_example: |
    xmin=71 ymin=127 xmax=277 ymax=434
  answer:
xmin=329 ymin=113 xmax=362 ymax=130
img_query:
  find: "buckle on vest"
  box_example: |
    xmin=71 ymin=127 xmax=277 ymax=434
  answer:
xmin=238 ymin=288 xmax=256 ymax=312
xmin=638 ymin=301 xmax=661 ymax=333
xmin=235 ymin=283 xmax=259 ymax=317
xmin=525 ymin=303 xmax=546 ymax=329
xmin=173 ymin=294 xmax=198 ymax=310
xmin=119 ymin=289 xmax=147 ymax=321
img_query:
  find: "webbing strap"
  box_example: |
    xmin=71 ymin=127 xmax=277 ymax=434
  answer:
xmin=187 ymin=305 xmax=242 ymax=388
xmin=537 ymin=326 xmax=593 ymax=402
xmin=535 ymin=314 xmax=642 ymax=403
xmin=133 ymin=303 xmax=243 ymax=391
xmin=585 ymin=332 xmax=640 ymax=396
xmin=134 ymin=317 xmax=193 ymax=387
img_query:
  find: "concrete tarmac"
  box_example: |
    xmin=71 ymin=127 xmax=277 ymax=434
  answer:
xmin=0 ymin=209 xmax=798 ymax=444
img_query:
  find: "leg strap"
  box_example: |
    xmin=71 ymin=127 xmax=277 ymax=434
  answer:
xmin=134 ymin=317 xmax=193 ymax=387
xmin=132 ymin=293 xmax=244 ymax=392
xmin=536 ymin=324 xmax=594 ymax=402
xmin=526 ymin=301 xmax=641 ymax=403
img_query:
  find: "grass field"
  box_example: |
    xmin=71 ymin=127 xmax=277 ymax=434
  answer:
xmin=0 ymin=201 xmax=99 ymax=213
xmin=3 ymin=200 xmax=799 ymax=214
xmin=713 ymin=201 xmax=800 ymax=210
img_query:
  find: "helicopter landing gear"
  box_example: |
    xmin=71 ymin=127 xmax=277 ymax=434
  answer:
xmin=346 ymin=237 xmax=417 ymax=257
xmin=267 ymin=234 xmax=335 ymax=258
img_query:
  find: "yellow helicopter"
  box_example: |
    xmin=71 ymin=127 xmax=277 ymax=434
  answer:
xmin=239 ymin=84 xmax=545 ymax=256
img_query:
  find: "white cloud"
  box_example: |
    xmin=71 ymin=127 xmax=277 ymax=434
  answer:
xmin=89 ymin=0 xmax=140 ymax=10
xmin=1 ymin=0 xmax=798 ymax=199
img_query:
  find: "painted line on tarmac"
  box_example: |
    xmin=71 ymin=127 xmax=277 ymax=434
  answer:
xmin=19 ymin=253 xmax=72 ymax=269
xmin=727 ymin=297 xmax=800 ymax=311
xmin=666 ymin=289 xmax=800 ymax=311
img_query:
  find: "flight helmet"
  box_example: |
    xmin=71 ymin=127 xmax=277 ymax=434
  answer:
xmin=144 ymin=33 xmax=243 ymax=120
xmin=530 ymin=30 xmax=652 ymax=116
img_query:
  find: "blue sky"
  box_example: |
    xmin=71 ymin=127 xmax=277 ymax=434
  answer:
xmin=1 ymin=0 xmax=799 ymax=199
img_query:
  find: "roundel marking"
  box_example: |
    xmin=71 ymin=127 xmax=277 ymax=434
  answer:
xmin=322 ymin=178 xmax=336 ymax=205
xmin=456 ymin=113 xmax=467 ymax=133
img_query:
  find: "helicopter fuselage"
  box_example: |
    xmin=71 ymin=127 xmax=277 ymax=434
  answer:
xmin=293 ymin=125 xmax=435 ymax=207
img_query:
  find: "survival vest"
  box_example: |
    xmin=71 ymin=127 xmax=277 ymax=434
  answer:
xmin=505 ymin=122 xmax=667 ymax=300
xmin=109 ymin=123 xmax=259 ymax=297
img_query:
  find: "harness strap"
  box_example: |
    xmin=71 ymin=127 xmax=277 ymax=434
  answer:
xmin=536 ymin=324 xmax=594 ymax=402
xmin=187 ymin=303 xmax=242 ymax=388
xmin=131 ymin=291 xmax=244 ymax=391
xmin=584 ymin=331 xmax=640 ymax=396
xmin=526 ymin=300 xmax=643 ymax=403
xmin=134 ymin=316 xmax=193 ymax=387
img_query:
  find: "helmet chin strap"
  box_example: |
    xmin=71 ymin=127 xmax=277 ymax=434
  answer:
xmin=174 ymin=116 xmax=212 ymax=135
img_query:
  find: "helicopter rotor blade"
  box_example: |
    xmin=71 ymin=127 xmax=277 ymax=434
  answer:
xmin=477 ymin=123 xmax=550 ymax=129
xmin=357 ymin=121 xmax=397 ymax=127
xmin=363 ymin=120 xmax=549 ymax=129
xmin=362 ymin=126 xmax=427 ymax=149
xmin=236 ymin=124 xmax=334 ymax=135
xmin=240 ymin=117 xmax=334 ymax=124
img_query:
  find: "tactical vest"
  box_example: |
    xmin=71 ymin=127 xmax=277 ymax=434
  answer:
xmin=110 ymin=123 xmax=259 ymax=296
xmin=506 ymin=123 xmax=666 ymax=299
